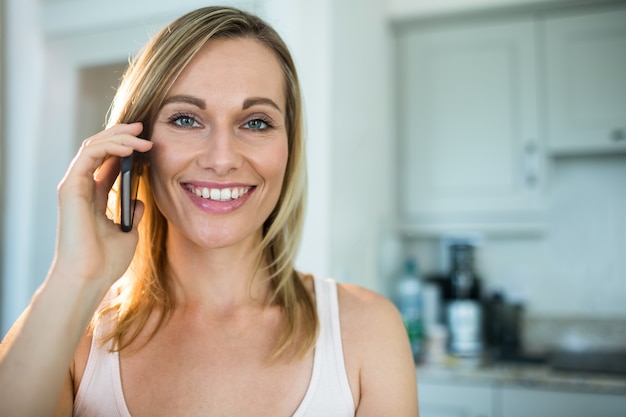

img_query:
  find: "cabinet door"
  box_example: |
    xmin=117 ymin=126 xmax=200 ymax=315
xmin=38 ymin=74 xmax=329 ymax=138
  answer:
xmin=543 ymin=6 xmax=626 ymax=155
xmin=418 ymin=381 xmax=494 ymax=417
xmin=397 ymin=18 xmax=544 ymax=234
xmin=500 ymin=386 xmax=626 ymax=417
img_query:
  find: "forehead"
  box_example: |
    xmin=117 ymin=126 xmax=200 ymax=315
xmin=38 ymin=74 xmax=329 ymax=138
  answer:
xmin=167 ymin=37 xmax=286 ymax=109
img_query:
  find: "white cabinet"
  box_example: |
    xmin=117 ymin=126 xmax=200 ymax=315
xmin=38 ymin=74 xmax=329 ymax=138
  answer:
xmin=419 ymin=381 xmax=494 ymax=417
xmin=543 ymin=6 xmax=626 ymax=156
xmin=396 ymin=18 xmax=545 ymax=235
xmin=500 ymin=386 xmax=626 ymax=417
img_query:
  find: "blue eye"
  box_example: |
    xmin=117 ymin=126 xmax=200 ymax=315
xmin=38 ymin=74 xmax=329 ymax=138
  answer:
xmin=170 ymin=114 xmax=200 ymax=128
xmin=244 ymin=118 xmax=270 ymax=130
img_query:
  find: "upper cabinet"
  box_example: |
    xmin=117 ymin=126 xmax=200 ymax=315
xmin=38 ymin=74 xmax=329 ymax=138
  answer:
xmin=542 ymin=6 xmax=626 ymax=156
xmin=396 ymin=17 xmax=546 ymax=236
xmin=394 ymin=3 xmax=626 ymax=235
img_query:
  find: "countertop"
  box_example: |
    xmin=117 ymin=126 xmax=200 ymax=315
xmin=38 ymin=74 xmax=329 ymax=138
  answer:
xmin=416 ymin=359 xmax=626 ymax=396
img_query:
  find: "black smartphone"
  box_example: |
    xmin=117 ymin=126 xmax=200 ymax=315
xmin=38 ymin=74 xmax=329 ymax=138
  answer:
xmin=120 ymin=153 xmax=140 ymax=232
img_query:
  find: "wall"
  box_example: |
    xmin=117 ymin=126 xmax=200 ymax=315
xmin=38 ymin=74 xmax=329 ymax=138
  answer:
xmin=492 ymin=155 xmax=626 ymax=318
xmin=328 ymin=0 xmax=395 ymax=291
xmin=1 ymin=0 xmax=45 ymax=335
xmin=387 ymin=0 xmax=599 ymax=19
xmin=406 ymin=154 xmax=626 ymax=319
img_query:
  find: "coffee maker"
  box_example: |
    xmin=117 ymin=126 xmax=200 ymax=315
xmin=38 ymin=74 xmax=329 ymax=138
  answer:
xmin=445 ymin=243 xmax=484 ymax=357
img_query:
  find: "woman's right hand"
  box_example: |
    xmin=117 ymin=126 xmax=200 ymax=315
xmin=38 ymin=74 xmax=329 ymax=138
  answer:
xmin=52 ymin=122 xmax=153 ymax=292
xmin=0 ymin=123 xmax=154 ymax=417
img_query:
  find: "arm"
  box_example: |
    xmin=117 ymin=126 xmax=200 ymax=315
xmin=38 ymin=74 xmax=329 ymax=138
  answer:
xmin=339 ymin=285 xmax=419 ymax=417
xmin=0 ymin=123 xmax=152 ymax=417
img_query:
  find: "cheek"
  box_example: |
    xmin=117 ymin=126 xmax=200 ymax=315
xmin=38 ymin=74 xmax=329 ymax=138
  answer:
xmin=147 ymin=135 xmax=189 ymax=179
xmin=146 ymin=142 xmax=180 ymax=202
xmin=147 ymin=148 xmax=168 ymax=187
xmin=268 ymin=142 xmax=290 ymax=188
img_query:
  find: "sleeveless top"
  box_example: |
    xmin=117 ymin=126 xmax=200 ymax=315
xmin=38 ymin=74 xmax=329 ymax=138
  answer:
xmin=73 ymin=277 xmax=356 ymax=417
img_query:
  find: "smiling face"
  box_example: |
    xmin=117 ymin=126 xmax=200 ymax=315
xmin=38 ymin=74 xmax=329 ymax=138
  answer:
xmin=148 ymin=37 xmax=289 ymax=250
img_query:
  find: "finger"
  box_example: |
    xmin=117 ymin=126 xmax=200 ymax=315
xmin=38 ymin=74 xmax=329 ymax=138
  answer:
xmin=79 ymin=137 xmax=150 ymax=178
xmin=60 ymin=126 xmax=152 ymax=196
xmin=72 ymin=123 xmax=149 ymax=177
xmin=93 ymin=156 xmax=121 ymax=210
xmin=95 ymin=155 xmax=120 ymax=186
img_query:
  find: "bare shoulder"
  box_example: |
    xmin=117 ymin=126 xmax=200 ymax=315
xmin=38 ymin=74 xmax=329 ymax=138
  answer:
xmin=336 ymin=282 xmax=419 ymax=417
xmin=335 ymin=283 xmax=407 ymax=359
xmin=336 ymin=283 xmax=401 ymax=334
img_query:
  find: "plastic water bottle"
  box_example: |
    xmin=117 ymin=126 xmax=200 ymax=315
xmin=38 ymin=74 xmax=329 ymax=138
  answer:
xmin=394 ymin=258 xmax=424 ymax=361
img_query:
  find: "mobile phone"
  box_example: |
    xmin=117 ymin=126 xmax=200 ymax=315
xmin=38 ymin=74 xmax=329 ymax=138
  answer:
xmin=120 ymin=153 xmax=139 ymax=232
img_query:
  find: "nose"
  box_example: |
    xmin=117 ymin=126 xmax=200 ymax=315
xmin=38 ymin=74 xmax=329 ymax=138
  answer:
xmin=197 ymin=126 xmax=243 ymax=175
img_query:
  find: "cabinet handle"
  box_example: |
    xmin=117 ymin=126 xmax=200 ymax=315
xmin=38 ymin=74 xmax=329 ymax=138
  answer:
xmin=523 ymin=140 xmax=539 ymax=187
xmin=611 ymin=128 xmax=625 ymax=142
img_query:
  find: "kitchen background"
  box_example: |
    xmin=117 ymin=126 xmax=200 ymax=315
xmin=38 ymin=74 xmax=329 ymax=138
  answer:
xmin=1 ymin=0 xmax=625 ymax=415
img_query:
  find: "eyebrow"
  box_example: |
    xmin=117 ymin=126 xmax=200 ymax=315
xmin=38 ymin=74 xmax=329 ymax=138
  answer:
xmin=161 ymin=95 xmax=282 ymax=114
xmin=242 ymin=97 xmax=282 ymax=112
xmin=162 ymin=95 xmax=206 ymax=109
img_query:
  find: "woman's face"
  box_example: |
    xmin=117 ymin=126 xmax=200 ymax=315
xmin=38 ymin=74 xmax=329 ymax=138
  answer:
xmin=148 ymin=37 xmax=289 ymax=249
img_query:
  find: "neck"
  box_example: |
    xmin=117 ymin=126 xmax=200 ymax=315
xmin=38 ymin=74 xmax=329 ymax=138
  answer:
xmin=165 ymin=229 xmax=273 ymax=313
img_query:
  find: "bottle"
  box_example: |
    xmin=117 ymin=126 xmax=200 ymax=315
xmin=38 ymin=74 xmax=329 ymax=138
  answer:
xmin=446 ymin=244 xmax=484 ymax=358
xmin=394 ymin=258 xmax=424 ymax=361
xmin=449 ymin=244 xmax=481 ymax=300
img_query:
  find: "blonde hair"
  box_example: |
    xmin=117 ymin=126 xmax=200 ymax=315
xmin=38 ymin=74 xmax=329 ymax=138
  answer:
xmin=98 ymin=6 xmax=316 ymax=360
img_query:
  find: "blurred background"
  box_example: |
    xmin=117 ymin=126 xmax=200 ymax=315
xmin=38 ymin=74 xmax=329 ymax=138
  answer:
xmin=1 ymin=0 xmax=625 ymax=416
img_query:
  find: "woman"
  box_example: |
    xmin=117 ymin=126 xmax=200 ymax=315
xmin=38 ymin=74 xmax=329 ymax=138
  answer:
xmin=0 ymin=6 xmax=418 ymax=416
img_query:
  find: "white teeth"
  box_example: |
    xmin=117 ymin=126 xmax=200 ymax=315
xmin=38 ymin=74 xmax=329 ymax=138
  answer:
xmin=190 ymin=186 xmax=250 ymax=201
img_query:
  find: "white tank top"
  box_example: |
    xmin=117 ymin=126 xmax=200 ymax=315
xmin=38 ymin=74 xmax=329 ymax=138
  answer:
xmin=73 ymin=277 xmax=355 ymax=417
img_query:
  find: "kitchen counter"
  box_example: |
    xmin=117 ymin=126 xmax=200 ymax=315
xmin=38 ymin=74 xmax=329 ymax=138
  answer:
xmin=417 ymin=359 xmax=626 ymax=396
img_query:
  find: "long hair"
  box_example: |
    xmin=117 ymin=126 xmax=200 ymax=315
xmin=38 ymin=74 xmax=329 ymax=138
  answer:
xmin=97 ymin=6 xmax=316 ymax=360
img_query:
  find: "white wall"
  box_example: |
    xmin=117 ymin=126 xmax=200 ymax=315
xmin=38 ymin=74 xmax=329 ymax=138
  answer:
xmin=387 ymin=0 xmax=593 ymax=19
xmin=489 ymin=155 xmax=626 ymax=318
xmin=2 ymin=0 xmax=45 ymax=336
xmin=406 ymin=153 xmax=626 ymax=319
xmin=328 ymin=0 xmax=395 ymax=292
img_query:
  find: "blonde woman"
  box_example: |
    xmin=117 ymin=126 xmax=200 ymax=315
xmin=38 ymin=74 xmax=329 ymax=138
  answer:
xmin=0 ymin=6 xmax=418 ymax=416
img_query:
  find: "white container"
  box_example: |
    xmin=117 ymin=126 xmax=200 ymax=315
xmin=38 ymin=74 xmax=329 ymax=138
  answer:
xmin=446 ymin=300 xmax=484 ymax=357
